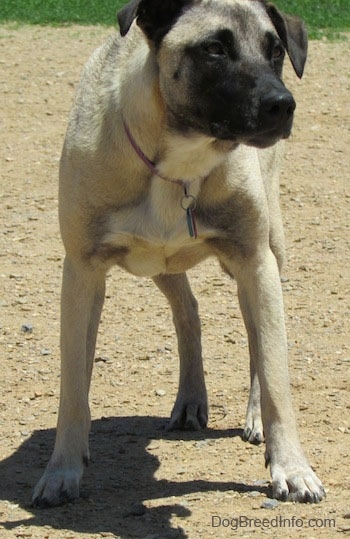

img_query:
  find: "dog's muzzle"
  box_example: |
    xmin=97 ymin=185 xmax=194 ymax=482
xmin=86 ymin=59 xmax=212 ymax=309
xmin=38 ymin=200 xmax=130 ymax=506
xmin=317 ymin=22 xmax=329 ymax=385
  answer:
xmin=208 ymin=78 xmax=296 ymax=148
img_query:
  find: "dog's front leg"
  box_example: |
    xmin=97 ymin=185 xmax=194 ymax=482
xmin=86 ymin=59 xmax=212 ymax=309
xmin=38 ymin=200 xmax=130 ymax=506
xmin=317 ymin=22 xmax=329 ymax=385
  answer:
xmin=242 ymin=356 xmax=263 ymax=444
xmin=153 ymin=273 xmax=208 ymax=430
xmin=32 ymin=256 xmax=105 ymax=507
xmin=233 ymin=248 xmax=324 ymax=502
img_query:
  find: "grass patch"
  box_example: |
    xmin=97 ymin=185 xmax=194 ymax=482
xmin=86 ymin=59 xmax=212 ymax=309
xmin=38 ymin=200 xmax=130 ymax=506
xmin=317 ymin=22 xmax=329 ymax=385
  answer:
xmin=275 ymin=0 xmax=350 ymax=39
xmin=0 ymin=0 xmax=125 ymax=26
xmin=0 ymin=0 xmax=349 ymax=39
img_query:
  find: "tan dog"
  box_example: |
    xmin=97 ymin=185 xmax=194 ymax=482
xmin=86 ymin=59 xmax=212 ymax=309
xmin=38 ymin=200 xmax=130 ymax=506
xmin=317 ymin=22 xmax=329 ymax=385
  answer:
xmin=33 ymin=0 xmax=324 ymax=506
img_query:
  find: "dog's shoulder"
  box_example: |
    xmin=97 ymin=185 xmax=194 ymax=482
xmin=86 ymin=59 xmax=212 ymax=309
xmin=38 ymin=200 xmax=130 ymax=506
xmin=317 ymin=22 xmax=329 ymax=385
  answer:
xmin=79 ymin=25 xmax=147 ymax=87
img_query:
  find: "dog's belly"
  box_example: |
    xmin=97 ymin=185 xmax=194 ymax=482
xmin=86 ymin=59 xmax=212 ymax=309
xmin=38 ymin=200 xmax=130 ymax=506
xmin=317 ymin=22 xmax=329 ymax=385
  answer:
xmin=96 ymin=197 xmax=218 ymax=276
xmin=100 ymin=232 xmax=212 ymax=276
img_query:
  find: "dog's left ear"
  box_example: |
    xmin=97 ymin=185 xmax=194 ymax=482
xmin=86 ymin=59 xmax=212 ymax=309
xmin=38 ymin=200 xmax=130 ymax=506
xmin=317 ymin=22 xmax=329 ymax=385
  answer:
xmin=117 ymin=0 xmax=140 ymax=36
xmin=266 ymin=3 xmax=308 ymax=78
xmin=118 ymin=0 xmax=192 ymax=45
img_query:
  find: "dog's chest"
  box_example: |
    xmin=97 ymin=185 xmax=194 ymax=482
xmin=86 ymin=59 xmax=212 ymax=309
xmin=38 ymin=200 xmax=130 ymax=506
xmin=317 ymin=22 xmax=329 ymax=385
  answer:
xmin=98 ymin=177 xmax=215 ymax=276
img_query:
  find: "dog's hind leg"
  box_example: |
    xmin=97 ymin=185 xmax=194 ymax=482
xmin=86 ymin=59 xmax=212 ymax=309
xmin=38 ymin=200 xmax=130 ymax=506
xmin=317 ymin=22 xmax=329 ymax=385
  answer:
xmin=153 ymin=273 xmax=208 ymax=430
xmin=32 ymin=256 xmax=106 ymax=507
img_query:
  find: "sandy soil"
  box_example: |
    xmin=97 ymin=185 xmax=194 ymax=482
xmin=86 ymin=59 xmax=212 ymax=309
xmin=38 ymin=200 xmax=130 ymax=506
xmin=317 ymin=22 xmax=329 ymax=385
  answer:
xmin=0 ymin=25 xmax=349 ymax=539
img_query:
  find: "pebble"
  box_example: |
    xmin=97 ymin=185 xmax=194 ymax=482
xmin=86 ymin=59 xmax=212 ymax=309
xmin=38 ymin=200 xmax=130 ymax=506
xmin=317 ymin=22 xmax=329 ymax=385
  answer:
xmin=21 ymin=323 xmax=33 ymax=333
xmin=252 ymin=479 xmax=269 ymax=486
xmin=261 ymin=498 xmax=279 ymax=509
xmin=155 ymin=389 xmax=166 ymax=396
xmin=123 ymin=503 xmax=146 ymax=517
xmin=195 ymin=440 xmax=209 ymax=449
xmin=248 ymin=491 xmax=261 ymax=497
xmin=95 ymin=356 xmax=110 ymax=363
xmin=138 ymin=354 xmax=151 ymax=361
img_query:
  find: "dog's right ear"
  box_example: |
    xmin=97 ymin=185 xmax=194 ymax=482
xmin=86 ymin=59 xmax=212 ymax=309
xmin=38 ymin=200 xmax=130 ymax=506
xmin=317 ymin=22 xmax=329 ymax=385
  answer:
xmin=266 ymin=3 xmax=308 ymax=78
xmin=118 ymin=0 xmax=192 ymax=45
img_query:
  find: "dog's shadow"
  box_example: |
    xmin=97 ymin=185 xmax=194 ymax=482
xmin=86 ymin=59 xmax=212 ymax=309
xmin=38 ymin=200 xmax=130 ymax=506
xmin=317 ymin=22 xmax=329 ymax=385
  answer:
xmin=0 ymin=416 xmax=269 ymax=538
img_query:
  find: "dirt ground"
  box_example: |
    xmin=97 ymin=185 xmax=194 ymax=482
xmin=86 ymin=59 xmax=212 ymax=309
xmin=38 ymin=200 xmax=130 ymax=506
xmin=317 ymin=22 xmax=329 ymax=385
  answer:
xmin=0 ymin=24 xmax=349 ymax=539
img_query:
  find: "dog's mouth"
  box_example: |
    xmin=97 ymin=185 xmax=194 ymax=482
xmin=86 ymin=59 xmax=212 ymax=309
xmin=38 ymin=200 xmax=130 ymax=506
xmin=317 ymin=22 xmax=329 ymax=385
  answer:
xmin=240 ymin=125 xmax=293 ymax=148
xmin=209 ymin=121 xmax=293 ymax=148
xmin=244 ymin=128 xmax=292 ymax=148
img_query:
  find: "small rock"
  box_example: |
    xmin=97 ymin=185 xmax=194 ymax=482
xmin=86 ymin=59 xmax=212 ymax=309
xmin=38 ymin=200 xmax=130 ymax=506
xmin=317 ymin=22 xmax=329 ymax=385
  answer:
xmin=344 ymin=513 xmax=350 ymax=519
xmin=21 ymin=324 xmax=33 ymax=333
xmin=252 ymin=479 xmax=269 ymax=486
xmin=195 ymin=440 xmax=209 ymax=449
xmin=41 ymin=348 xmax=51 ymax=356
xmin=261 ymin=498 xmax=279 ymax=509
xmin=248 ymin=491 xmax=260 ymax=497
xmin=95 ymin=356 xmax=110 ymax=363
xmin=10 ymin=274 xmax=22 ymax=280
xmin=123 ymin=503 xmax=146 ymax=517
xmin=155 ymin=389 xmax=166 ymax=397
xmin=147 ymin=443 xmax=159 ymax=451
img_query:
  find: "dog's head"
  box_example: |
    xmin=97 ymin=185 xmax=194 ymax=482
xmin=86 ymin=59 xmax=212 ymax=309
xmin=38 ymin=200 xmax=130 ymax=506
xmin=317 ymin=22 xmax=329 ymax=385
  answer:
xmin=118 ymin=0 xmax=307 ymax=148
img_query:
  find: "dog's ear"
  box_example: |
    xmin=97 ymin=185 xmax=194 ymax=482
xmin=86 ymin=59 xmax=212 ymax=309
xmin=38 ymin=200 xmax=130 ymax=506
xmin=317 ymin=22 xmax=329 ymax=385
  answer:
xmin=118 ymin=0 xmax=192 ymax=45
xmin=266 ymin=3 xmax=308 ymax=78
xmin=117 ymin=0 xmax=141 ymax=36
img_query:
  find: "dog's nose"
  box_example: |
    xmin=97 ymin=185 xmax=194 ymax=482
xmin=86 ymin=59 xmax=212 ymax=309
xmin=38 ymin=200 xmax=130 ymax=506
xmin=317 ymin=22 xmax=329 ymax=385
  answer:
xmin=259 ymin=91 xmax=296 ymax=129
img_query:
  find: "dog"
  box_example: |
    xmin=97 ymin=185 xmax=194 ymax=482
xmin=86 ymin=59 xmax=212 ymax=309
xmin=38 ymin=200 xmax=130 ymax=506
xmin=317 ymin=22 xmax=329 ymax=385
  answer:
xmin=32 ymin=0 xmax=325 ymax=506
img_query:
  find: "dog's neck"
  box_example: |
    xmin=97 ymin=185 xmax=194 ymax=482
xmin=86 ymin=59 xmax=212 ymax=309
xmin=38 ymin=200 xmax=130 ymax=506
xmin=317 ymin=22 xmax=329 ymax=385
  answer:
xmin=123 ymin=119 xmax=184 ymax=188
xmin=123 ymin=120 xmax=199 ymax=238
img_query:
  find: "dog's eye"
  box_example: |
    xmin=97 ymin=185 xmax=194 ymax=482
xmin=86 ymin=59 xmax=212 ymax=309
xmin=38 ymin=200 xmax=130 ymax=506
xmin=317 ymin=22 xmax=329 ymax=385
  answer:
xmin=272 ymin=45 xmax=284 ymax=60
xmin=205 ymin=42 xmax=226 ymax=57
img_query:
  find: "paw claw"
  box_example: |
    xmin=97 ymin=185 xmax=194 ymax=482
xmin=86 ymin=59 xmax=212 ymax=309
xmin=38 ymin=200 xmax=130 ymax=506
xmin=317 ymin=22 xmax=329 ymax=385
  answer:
xmin=271 ymin=464 xmax=325 ymax=504
xmin=32 ymin=463 xmax=82 ymax=508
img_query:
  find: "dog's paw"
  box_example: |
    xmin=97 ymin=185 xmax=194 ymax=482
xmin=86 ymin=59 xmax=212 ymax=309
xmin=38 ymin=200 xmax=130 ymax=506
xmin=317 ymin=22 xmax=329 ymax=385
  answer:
xmin=242 ymin=419 xmax=264 ymax=445
xmin=32 ymin=463 xmax=84 ymax=508
xmin=270 ymin=461 xmax=325 ymax=503
xmin=168 ymin=400 xmax=208 ymax=431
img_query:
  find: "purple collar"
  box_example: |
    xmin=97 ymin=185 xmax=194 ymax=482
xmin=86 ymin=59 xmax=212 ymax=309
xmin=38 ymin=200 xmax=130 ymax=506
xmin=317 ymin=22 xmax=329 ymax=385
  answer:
xmin=123 ymin=120 xmax=184 ymax=188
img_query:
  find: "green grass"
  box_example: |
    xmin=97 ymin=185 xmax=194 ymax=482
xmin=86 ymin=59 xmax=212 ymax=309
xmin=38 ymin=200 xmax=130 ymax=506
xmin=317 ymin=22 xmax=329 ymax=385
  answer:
xmin=275 ymin=0 xmax=350 ymax=39
xmin=0 ymin=0 xmax=125 ymax=26
xmin=0 ymin=0 xmax=349 ymax=39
